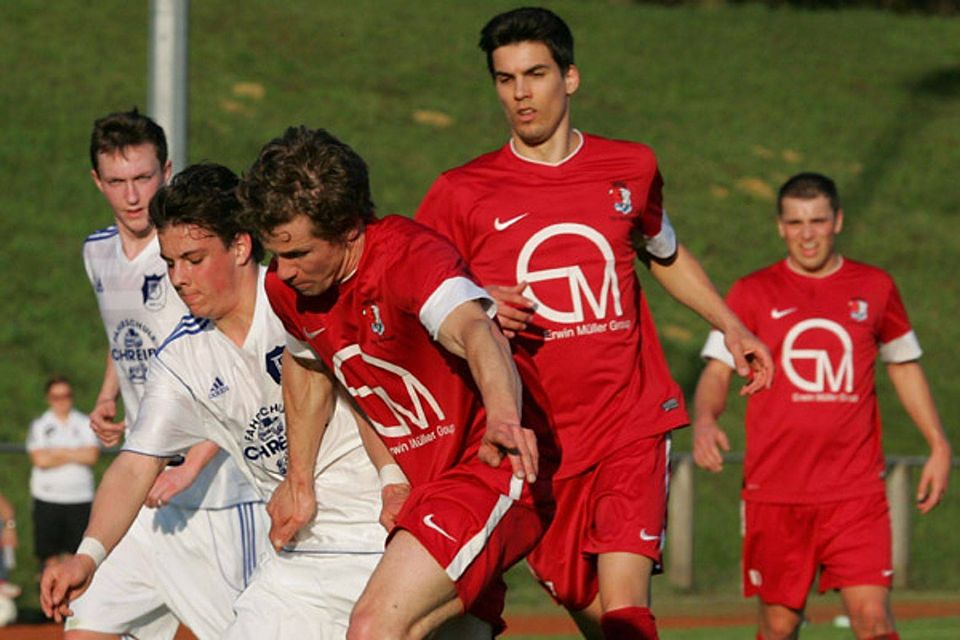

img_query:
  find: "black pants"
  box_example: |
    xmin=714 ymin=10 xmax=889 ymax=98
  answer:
xmin=32 ymin=498 xmax=91 ymax=562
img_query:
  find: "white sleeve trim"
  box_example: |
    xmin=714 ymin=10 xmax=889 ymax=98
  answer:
xmin=644 ymin=210 xmax=678 ymax=260
xmin=419 ymin=276 xmax=496 ymax=339
xmin=700 ymin=329 xmax=736 ymax=369
xmin=286 ymin=332 xmax=319 ymax=360
xmin=879 ymin=330 xmax=922 ymax=363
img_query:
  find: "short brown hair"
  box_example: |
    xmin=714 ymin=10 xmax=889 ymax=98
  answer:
xmin=90 ymin=108 xmax=167 ymax=173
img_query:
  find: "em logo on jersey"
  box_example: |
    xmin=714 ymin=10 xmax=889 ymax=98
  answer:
xmin=141 ymin=274 xmax=166 ymax=311
xmin=781 ymin=318 xmax=853 ymax=394
xmin=331 ymin=344 xmax=444 ymax=439
xmin=517 ymin=223 xmax=623 ymax=324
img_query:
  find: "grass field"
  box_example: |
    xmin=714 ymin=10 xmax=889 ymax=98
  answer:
xmin=1 ymin=0 xmax=959 ymax=629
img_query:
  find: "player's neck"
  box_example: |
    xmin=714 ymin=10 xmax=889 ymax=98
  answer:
xmin=511 ymin=125 xmax=581 ymax=165
xmin=214 ymin=266 xmax=260 ymax=348
xmin=116 ymin=224 xmax=157 ymax=261
xmin=785 ymin=254 xmax=844 ymax=278
xmin=52 ymin=408 xmax=71 ymax=422
xmin=339 ymin=231 xmax=365 ymax=283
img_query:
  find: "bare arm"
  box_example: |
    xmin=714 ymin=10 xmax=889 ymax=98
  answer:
xmin=29 ymin=446 xmax=100 ymax=469
xmin=90 ymin=349 xmax=125 ymax=447
xmin=885 ymin=361 xmax=952 ymax=514
xmin=267 ymin=348 xmax=335 ymax=550
xmin=436 ymin=300 xmax=537 ymax=482
xmin=0 ymin=493 xmax=15 ymax=550
xmin=40 ymin=451 xmax=167 ymax=621
xmin=351 ymin=403 xmax=411 ymax=532
xmin=648 ymin=244 xmax=773 ymax=394
xmin=144 ymin=440 xmax=220 ymax=508
xmin=691 ymin=359 xmax=736 ymax=473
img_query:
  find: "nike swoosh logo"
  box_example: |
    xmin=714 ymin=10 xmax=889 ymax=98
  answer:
xmin=493 ymin=213 xmax=529 ymax=231
xmin=882 ymin=569 xmax=895 ymax=578
xmin=639 ymin=528 xmax=660 ymax=542
xmin=770 ymin=307 xmax=797 ymax=320
xmin=304 ymin=327 xmax=326 ymax=339
xmin=423 ymin=514 xmax=456 ymax=541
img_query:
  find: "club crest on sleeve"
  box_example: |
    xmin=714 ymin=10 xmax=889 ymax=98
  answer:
xmin=363 ymin=303 xmax=385 ymax=336
xmin=608 ymin=181 xmax=633 ymax=215
xmin=141 ymin=274 xmax=167 ymax=311
xmin=848 ymin=298 xmax=868 ymax=322
xmin=266 ymin=345 xmax=284 ymax=385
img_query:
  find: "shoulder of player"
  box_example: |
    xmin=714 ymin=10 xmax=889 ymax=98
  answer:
xmin=157 ymin=314 xmax=214 ymax=355
xmin=581 ymin=132 xmax=658 ymax=164
xmin=840 ymin=257 xmax=892 ymax=281
xmin=83 ymin=224 xmax=119 ymax=245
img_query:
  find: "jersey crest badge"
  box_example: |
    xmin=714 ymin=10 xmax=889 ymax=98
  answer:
xmin=849 ymin=298 xmax=868 ymax=322
xmin=266 ymin=345 xmax=284 ymax=385
xmin=363 ymin=303 xmax=386 ymax=336
xmin=608 ymin=181 xmax=633 ymax=215
xmin=141 ymin=274 xmax=167 ymax=311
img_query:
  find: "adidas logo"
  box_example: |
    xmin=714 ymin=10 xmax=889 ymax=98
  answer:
xmin=208 ymin=376 xmax=230 ymax=399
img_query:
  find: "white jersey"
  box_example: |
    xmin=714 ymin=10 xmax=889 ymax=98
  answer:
xmin=26 ymin=408 xmax=98 ymax=503
xmin=125 ymin=269 xmax=384 ymax=553
xmin=83 ymin=226 xmax=258 ymax=509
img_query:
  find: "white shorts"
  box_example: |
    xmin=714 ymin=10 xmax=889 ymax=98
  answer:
xmin=224 ymin=550 xmax=382 ymax=640
xmin=67 ymin=501 xmax=268 ymax=639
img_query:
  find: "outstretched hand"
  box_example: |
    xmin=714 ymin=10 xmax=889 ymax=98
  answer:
xmin=266 ymin=476 xmax=316 ymax=551
xmin=40 ymin=554 xmax=96 ymax=623
xmin=479 ymin=419 xmax=539 ymax=483
xmin=723 ymin=326 xmax=774 ymax=396
xmin=486 ymin=283 xmax=534 ymax=338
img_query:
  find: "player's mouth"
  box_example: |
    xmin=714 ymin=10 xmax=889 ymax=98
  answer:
xmin=516 ymin=107 xmax=536 ymax=123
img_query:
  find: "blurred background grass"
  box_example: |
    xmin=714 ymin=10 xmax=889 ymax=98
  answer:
xmin=1 ymin=0 xmax=958 ymax=623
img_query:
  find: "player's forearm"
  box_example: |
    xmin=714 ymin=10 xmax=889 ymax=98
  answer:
xmin=460 ymin=316 xmax=523 ymax=426
xmin=96 ymin=349 xmax=120 ymax=404
xmin=352 ymin=402 xmax=394 ymax=470
xmin=692 ymin=360 xmax=733 ymax=425
xmin=84 ymin=451 xmax=166 ymax=552
xmin=179 ymin=440 xmax=221 ymax=475
xmin=282 ymin=350 xmax=333 ymax=483
xmin=649 ymin=244 xmax=743 ymax=334
xmin=886 ymin=362 xmax=952 ymax=454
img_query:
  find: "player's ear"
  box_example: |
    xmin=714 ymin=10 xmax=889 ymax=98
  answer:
xmin=564 ymin=64 xmax=580 ymax=96
xmin=91 ymin=168 xmax=105 ymax=193
xmin=162 ymin=159 xmax=173 ymax=184
xmin=834 ymin=209 xmax=844 ymax=234
xmin=233 ymin=232 xmax=254 ymax=265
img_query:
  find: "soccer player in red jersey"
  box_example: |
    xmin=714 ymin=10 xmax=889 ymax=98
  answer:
xmin=238 ymin=126 xmax=558 ymax=639
xmin=415 ymin=7 xmax=773 ymax=640
xmin=693 ymin=172 xmax=952 ymax=640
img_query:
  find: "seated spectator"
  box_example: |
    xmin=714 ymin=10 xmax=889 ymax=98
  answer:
xmin=26 ymin=376 xmax=99 ymax=568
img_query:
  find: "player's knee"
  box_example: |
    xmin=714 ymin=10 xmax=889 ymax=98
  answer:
xmin=347 ymin=604 xmax=400 ymax=640
xmin=847 ymin=600 xmax=894 ymax=638
xmin=760 ymin=613 xmax=802 ymax=640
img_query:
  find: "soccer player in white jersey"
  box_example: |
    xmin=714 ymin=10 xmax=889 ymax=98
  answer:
xmin=693 ymin=173 xmax=951 ymax=640
xmin=43 ymin=163 xmax=403 ymax=639
xmin=66 ymin=110 xmax=267 ymax=639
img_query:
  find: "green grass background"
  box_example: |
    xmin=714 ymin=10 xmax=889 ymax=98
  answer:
xmin=1 ymin=0 xmax=959 ymax=630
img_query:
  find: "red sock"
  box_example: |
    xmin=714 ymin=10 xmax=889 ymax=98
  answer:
xmin=600 ymin=607 xmax=658 ymax=640
xmin=868 ymin=634 xmax=900 ymax=640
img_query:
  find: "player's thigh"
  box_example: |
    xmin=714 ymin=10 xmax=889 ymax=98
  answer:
xmin=742 ymin=501 xmax=818 ymax=611
xmin=839 ymin=585 xmax=894 ymax=635
xmin=227 ymin=551 xmax=381 ymax=640
xmin=153 ymin=503 xmax=268 ymax=638
xmin=817 ymin=493 xmax=892 ymax=594
xmin=596 ymin=552 xmax=655 ymax=611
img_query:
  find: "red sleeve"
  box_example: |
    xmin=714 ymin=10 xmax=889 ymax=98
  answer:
xmin=878 ymin=275 xmax=913 ymax=344
xmin=414 ymin=174 xmax=475 ymax=262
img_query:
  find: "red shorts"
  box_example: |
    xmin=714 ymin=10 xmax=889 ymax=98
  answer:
xmin=526 ymin=434 xmax=671 ymax=611
xmin=393 ymin=463 xmax=551 ymax=634
xmin=742 ymin=492 xmax=893 ymax=610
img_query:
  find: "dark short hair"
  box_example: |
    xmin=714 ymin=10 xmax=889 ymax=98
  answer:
xmin=44 ymin=375 xmax=71 ymax=394
xmin=238 ymin=126 xmax=376 ymax=243
xmin=149 ymin=163 xmax=265 ymax=262
xmin=479 ymin=7 xmax=574 ymax=77
xmin=777 ymin=172 xmax=841 ymax=215
xmin=90 ymin=108 xmax=168 ymax=173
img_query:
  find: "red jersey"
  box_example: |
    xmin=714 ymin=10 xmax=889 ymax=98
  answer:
xmin=416 ymin=133 xmax=688 ymax=478
xmin=265 ymin=215 xmax=553 ymax=492
xmin=701 ymin=259 xmax=920 ymax=503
